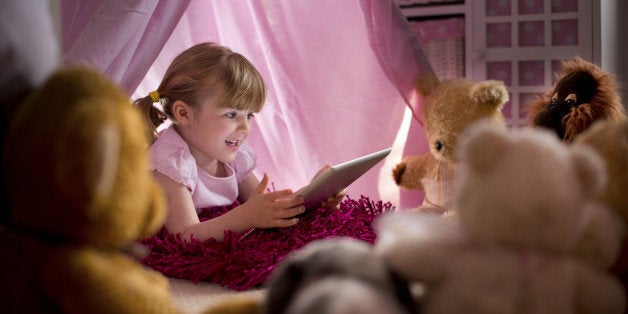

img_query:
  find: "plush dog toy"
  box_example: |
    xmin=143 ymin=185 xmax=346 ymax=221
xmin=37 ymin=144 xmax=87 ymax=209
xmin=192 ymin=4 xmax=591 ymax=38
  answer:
xmin=527 ymin=56 xmax=626 ymax=142
xmin=0 ymin=67 xmax=176 ymax=313
xmin=378 ymin=122 xmax=625 ymax=314
xmin=392 ymin=73 xmax=508 ymax=214
xmin=262 ymin=238 xmax=417 ymax=314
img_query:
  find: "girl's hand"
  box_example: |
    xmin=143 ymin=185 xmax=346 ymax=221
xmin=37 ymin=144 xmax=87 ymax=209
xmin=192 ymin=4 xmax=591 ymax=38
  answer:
xmin=313 ymin=165 xmax=346 ymax=209
xmin=239 ymin=173 xmax=305 ymax=229
xmin=321 ymin=189 xmax=347 ymax=210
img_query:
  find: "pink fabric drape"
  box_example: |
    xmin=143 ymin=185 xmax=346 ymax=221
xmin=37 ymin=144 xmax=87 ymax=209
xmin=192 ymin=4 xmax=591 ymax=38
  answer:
xmin=61 ymin=0 xmax=191 ymax=94
xmin=61 ymin=0 xmax=430 ymax=209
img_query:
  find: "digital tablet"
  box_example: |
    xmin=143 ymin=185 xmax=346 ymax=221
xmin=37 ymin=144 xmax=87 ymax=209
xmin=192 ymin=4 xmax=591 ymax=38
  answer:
xmin=296 ymin=147 xmax=392 ymax=210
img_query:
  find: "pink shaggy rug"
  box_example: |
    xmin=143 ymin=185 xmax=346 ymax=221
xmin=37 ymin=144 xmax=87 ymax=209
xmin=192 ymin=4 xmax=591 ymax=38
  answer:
xmin=141 ymin=196 xmax=393 ymax=291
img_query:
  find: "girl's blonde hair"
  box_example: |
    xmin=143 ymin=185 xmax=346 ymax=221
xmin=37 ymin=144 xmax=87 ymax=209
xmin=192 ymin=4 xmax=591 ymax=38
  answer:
xmin=135 ymin=42 xmax=267 ymax=143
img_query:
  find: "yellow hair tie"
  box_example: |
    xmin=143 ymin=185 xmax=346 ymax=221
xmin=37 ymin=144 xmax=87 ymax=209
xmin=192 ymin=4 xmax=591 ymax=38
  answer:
xmin=149 ymin=90 xmax=160 ymax=103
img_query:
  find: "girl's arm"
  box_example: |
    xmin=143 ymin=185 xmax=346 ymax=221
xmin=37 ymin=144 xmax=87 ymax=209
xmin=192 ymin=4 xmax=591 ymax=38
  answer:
xmin=153 ymin=171 xmax=305 ymax=242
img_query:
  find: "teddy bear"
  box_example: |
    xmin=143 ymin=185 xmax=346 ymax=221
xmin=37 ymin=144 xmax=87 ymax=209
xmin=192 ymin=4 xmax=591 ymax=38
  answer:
xmin=376 ymin=121 xmax=626 ymax=314
xmin=574 ymin=119 xmax=628 ymax=222
xmin=573 ymin=119 xmax=628 ymax=304
xmin=527 ymin=56 xmax=626 ymax=142
xmin=392 ymin=72 xmax=508 ymax=214
xmin=0 ymin=66 xmax=178 ymax=313
xmin=261 ymin=237 xmax=417 ymax=314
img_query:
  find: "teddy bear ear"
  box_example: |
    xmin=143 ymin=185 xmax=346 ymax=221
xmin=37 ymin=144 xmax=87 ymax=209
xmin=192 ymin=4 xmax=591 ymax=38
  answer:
xmin=470 ymin=80 xmax=509 ymax=110
xmin=570 ymin=146 xmax=606 ymax=198
xmin=415 ymin=72 xmax=440 ymax=97
xmin=457 ymin=121 xmax=509 ymax=173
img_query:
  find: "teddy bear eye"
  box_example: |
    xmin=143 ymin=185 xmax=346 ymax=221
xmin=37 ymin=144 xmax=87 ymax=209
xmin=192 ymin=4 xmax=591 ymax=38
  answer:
xmin=548 ymin=98 xmax=559 ymax=109
xmin=435 ymin=141 xmax=443 ymax=151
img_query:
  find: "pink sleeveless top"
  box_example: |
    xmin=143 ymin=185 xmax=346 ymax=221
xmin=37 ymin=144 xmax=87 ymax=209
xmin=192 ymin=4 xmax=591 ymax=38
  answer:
xmin=150 ymin=126 xmax=257 ymax=212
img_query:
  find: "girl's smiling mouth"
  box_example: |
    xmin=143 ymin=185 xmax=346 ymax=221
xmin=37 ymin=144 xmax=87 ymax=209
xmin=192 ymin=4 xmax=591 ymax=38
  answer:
xmin=225 ymin=139 xmax=240 ymax=148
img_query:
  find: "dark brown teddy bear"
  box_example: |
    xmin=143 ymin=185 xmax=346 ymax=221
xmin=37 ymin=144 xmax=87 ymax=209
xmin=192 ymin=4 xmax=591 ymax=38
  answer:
xmin=527 ymin=56 xmax=626 ymax=142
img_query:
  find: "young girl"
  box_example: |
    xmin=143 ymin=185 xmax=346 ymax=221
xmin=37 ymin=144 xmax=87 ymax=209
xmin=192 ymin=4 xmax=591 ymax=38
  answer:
xmin=137 ymin=42 xmax=391 ymax=290
xmin=136 ymin=42 xmax=324 ymax=242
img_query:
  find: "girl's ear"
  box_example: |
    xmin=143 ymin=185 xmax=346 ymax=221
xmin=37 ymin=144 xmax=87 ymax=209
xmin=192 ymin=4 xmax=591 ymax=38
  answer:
xmin=172 ymin=100 xmax=192 ymax=125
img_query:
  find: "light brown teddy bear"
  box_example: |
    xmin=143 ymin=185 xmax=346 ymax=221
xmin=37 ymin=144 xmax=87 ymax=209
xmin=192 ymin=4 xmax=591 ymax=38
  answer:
xmin=392 ymin=73 xmax=508 ymax=214
xmin=377 ymin=121 xmax=626 ymax=314
xmin=0 ymin=67 xmax=176 ymax=313
xmin=574 ymin=119 xmax=628 ymax=221
xmin=574 ymin=119 xmax=628 ymax=304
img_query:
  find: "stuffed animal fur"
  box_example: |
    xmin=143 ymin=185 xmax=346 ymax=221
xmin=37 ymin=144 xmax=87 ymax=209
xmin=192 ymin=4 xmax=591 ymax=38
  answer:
xmin=200 ymin=293 xmax=264 ymax=314
xmin=262 ymin=238 xmax=417 ymax=314
xmin=574 ymin=119 xmax=628 ymax=219
xmin=0 ymin=67 xmax=176 ymax=313
xmin=527 ymin=56 xmax=626 ymax=142
xmin=392 ymin=73 xmax=508 ymax=214
xmin=377 ymin=121 xmax=625 ymax=314
xmin=574 ymin=119 xmax=628 ymax=305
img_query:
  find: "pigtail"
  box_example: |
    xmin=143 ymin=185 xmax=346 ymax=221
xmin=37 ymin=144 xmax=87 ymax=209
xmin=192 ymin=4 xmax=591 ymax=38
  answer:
xmin=133 ymin=95 xmax=167 ymax=144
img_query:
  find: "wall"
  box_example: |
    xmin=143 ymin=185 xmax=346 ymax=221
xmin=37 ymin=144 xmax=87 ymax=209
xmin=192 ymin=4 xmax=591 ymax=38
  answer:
xmin=599 ymin=0 xmax=628 ymax=109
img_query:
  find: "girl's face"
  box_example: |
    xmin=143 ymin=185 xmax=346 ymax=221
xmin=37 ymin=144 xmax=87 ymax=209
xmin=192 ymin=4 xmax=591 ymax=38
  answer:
xmin=178 ymin=85 xmax=256 ymax=174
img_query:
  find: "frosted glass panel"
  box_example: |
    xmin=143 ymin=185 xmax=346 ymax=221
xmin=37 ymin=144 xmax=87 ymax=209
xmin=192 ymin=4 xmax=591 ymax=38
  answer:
xmin=487 ymin=22 xmax=511 ymax=47
xmin=518 ymin=0 xmax=544 ymax=15
xmin=551 ymin=60 xmax=563 ymax=84
xmin=519 ymin=21 xmax=545 ymax=47
xmin=487 ymin=0 xmax=511 ymax=16
xmin=518 ymin=60 xmax=545 ymax=86
xmin=551 ymin=0 xmax=578 ymax=13
xmin=487 ymin=61 xmax=512 ymax=86
xmin=552 ymin=19 xmax=578 ymax=46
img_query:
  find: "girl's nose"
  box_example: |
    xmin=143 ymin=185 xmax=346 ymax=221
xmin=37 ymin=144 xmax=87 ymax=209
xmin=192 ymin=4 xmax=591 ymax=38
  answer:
xmin=238 ymin=117 xmax=251 ymax=132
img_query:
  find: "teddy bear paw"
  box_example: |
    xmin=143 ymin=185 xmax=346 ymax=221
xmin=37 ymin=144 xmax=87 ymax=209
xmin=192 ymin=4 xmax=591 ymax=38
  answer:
xmin=392 ymin=162 xmax=407 ymax=185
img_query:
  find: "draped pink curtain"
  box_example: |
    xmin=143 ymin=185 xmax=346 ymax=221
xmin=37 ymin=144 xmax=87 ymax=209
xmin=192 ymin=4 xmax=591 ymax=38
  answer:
xmin=60 ymin=0 xmax=430 ymax=210
xmin=62 ymin=0 xmax=191 ymax=94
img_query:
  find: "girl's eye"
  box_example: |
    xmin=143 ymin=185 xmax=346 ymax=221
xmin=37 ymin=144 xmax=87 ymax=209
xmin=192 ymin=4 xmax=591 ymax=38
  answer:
xmin=247 ymin=113 xmax=256 ymax=120
xmin=225 ymin=112 xmax=237 ymax=119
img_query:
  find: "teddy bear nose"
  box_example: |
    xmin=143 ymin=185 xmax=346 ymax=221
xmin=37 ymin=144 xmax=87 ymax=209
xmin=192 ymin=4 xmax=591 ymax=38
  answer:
xmin=435 ymin=141 xmax=443 ymax=151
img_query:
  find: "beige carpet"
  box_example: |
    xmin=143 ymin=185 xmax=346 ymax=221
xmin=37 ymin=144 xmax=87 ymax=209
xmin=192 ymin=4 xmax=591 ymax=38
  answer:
xmin=168 ymin=278 xmax=265 ymax=314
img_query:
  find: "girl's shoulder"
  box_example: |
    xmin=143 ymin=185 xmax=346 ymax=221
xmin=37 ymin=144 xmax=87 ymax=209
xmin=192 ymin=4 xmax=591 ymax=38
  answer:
xmin=150 ymin=126 xmax=197 ymax=189
xmin=151 ymin=126 xmax=189 ymax=156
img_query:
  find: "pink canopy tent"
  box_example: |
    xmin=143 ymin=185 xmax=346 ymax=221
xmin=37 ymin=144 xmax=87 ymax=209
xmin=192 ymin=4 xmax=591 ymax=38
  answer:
xmin=61 ymin=0 xmax=431 ymax=210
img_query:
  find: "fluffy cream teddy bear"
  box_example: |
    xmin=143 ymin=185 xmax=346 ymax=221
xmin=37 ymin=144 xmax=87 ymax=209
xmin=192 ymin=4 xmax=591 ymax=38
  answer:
xmin=377 ymin=121 xmax=625 ymax=314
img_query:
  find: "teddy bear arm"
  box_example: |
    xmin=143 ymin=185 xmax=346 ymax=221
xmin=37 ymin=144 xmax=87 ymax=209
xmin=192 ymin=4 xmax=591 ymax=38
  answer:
xmin=376 ymin=215 xmax=463 ymax=283
xmin=392 ymin=154 xmax=435 ymax=191
xmin=573 ymin=203 xmax=625 ymax=268
xmin=42 ymin=248 xmax=176 ymax=314
xmin=379 ymin=239 xmax=454 ymax=284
